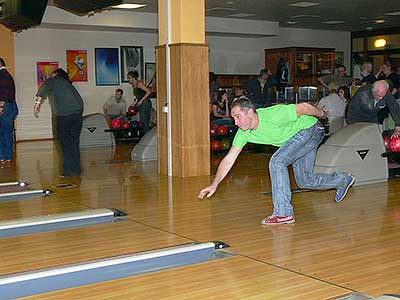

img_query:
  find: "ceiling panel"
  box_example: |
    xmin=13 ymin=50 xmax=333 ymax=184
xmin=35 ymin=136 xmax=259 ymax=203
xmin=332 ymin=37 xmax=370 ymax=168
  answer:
xmin=52 ymin=0 xmax=400 ymax=32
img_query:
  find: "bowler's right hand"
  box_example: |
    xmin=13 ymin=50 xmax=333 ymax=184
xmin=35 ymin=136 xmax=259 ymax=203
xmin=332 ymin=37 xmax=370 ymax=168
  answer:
xmin=198 ymin=185 xmax=217 ymax=199
xmin=33 ymin=103 xmax=41 ymax=118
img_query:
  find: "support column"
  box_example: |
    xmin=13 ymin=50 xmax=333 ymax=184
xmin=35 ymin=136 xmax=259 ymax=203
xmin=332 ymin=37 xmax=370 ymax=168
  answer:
xmin=0 ymin=25 xmax=15 ymax=76
xmin=157 ymin=0 xmax=210 ymax=177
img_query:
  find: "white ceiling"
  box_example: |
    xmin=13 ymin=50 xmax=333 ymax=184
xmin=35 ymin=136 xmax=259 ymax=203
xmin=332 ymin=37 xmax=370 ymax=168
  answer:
xmin=115 ymin=0 xmax=400 ymax=32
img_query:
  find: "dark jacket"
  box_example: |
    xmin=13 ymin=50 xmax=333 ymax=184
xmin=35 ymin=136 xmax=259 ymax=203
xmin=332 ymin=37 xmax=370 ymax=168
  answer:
xmin=245 ymin=77 xmax=277 ymax=106
xmin=0 ymin=68 xmax=16 ymax=103
xmin=347 ymin=85 xmax=400 ymax=126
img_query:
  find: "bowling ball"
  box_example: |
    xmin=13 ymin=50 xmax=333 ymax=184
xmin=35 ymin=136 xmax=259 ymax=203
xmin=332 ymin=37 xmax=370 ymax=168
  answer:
xmin=389 ymin=137 xmax=400 ymax=152
xmin=210 ymin=125 xmax=218 ymax=136
xmin=127 ymin=106 xmax=138 ymax=116
xmin=221 ymin=138 xmax=231 ymax=150
xmin=228 ymin=126 xmax=237 ymax=135
xmin=211 ymin=140 xmax=222 ymax=151
xmin=111 ymin=118 xmax=122 ymax=129
xmin=383 ymin=136 xmax=391 ymax=150
xmin=130 ymin=120 xmax=140 ymax=129
xmin=122 ymin=121 xmax=130 ymax=129
xmin=217 ymin=125 xmax=228 ymax=136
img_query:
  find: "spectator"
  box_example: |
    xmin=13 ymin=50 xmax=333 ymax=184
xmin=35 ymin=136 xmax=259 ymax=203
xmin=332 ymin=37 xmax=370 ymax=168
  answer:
xmin=317 ymin=83 xmax=345 ymax=122
xmin=0 ymin=57 xmax=19 ymax=164
xmin=246 ymin=69 xmax=277 ymax=108
xmin=318 ymin=65 xmax=353 ymax=89
xmin=103 ymin=89 xmax=126 ymax=120
xmin=211 ymin=91 xmax=230 ymax=121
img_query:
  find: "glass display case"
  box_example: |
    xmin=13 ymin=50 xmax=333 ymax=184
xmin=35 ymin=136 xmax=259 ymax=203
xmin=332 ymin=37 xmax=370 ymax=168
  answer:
xmin=315 ymin=52 xmax=335 ymax=75
xmin=296 ymin=52 xmax=313 ymax=76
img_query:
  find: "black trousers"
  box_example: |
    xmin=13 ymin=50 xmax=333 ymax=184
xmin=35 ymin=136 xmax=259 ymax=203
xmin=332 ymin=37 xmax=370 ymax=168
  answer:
xmin=139 ymin=100 xmax=152 ymax=134
xmin=54 ymin=113 xmax=83 ymax=176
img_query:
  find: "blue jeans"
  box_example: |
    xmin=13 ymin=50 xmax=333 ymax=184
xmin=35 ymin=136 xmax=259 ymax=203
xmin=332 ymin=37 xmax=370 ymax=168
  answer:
xmin=269 ymin=123 xmax=349 ymax=216
xmin=0 ymin=102 xmax=18 ymax=160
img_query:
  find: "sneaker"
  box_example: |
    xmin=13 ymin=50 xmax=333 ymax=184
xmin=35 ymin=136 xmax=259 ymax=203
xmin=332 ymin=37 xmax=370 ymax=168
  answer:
xmin=335 ymin=174 xmax=355 ymax=203
xmin=261 ymin=215 xmax=295 ymax=225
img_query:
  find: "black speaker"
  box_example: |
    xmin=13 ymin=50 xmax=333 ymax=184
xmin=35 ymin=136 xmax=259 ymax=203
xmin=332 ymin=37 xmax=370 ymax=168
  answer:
xmin=0 ymin=0 xmax=48 ymax=32
xmin=54 ymin=0 xmax=122 ymax=16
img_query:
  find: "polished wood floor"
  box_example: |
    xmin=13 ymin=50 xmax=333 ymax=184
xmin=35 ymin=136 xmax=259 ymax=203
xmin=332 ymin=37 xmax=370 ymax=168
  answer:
xmin=1 ymin=141 xmax=399 ymax=299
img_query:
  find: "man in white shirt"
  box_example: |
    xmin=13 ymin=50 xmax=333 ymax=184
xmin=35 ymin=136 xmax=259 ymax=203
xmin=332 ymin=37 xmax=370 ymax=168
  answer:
xmin=103 ymin=89 xmax=126 ymax=120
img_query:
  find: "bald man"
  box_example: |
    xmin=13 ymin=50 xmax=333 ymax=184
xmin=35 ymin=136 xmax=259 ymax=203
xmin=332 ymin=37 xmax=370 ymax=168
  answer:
xmin=346 ymin=80 xmax=400 ymax=137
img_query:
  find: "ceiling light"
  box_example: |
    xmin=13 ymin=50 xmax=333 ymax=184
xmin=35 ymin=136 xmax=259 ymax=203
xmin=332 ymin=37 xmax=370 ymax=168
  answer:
xmin=375 ymin=19 xmax=385 ymax=24
xmin=286 ymin=21 xmax=297 ymax=24
xmin=289 ymin=2 xmax=319 ymax=7
xmin=365 ymin=26 xmax=374 ymax=30
xmin=384 ymin=11 xmax=400 ymax=16
xmin=321 ymin=20 xmax=345 ymax=24
xmin=207 ymin=7 xmax=237 ymax=12
xmin=291 ymin=14 xmax=320 ymax=18
xmin=374 ymin=39 xmax=386 ymax=48
xmin=226 ymin=1 xmax=235 ymax=4
xmin=112 ymin=4 xmax=147 ymax=9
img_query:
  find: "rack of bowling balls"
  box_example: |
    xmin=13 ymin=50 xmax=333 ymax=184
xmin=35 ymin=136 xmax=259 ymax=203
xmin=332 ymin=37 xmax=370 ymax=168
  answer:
xmin=107 ymin=106 xmax=143 ymax=143
xmin=210 ymin=124 xmax=237 ymax=152
xmin=382 ymin=130 xmax=400 ymax=178
xmin=382 ymin=130 xmax=400 ymax=153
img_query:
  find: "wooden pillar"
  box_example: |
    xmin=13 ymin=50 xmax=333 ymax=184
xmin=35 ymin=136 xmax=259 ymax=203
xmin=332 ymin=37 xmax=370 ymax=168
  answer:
xmin=157 ymin=0 xmax=210 ymax=177
xmin=0 ymin=25 xmax=15 ymax=76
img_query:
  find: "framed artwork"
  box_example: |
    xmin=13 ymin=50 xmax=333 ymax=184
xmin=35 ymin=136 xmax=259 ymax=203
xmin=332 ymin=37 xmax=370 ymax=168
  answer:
xmin=66 ymin=50 xmax=88 ymax=82
xmin=36 ymin=61 xmax=59 ymax=88
xmin=335 ymin=51 xmax=344 ymax=67
xmin=145 ymin=62 xmax=156 ymax=86
xmin=95 ymin=48 xmax=120 ymax=86
xmin=120 ymin=46 xmax=144 ymax=82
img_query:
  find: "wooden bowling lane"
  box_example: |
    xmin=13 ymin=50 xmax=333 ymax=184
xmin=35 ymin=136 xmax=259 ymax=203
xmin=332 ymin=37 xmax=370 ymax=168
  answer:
xmin=0 ymin=221 xmax=189 ymax=276
xmin=20 ymin=256 xmax=351 ymax=300
xmin=70 ymin=152 xmax=400 ymax=297
xmin=8 ymin=141 xmax=400 ymax=297
xmin=0 ymin=197 xmax=88 ymax=222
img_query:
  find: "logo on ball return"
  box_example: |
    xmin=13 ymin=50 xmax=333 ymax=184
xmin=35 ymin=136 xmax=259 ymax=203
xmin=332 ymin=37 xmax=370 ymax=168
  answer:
xmin=356 ymin=149 xmax=369 ymax=160
xmin=87 ymin=127 xmax=96 ymax=133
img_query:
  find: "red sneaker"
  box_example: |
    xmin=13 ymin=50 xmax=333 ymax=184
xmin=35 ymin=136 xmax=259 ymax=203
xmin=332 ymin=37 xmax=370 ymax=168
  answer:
xmin=261 ymin=215 xmax=295 ymax=225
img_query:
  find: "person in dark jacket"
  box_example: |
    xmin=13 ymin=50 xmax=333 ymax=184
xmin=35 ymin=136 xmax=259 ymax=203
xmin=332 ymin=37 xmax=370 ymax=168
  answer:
xmin=34 ymin=68 xmax=84 ymax=177
xmin=346 ymin=80 xmax=400 ymax=138
xmin=0 ymin=57 xmax=18 ymax=163
xmin=245 ymin=69 xmax=277 ymax=108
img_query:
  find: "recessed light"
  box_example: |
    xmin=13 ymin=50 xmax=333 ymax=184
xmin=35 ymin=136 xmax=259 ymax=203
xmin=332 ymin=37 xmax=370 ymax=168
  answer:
xmin=286 ymin=21 xmax=297 ymax=24
xmin=112 ymin=4 xmax=147 ymax=9
xmin=384 ymin=11 xmax=400 ymax=16
xmin=321 ymin=20 xmax=345 ymax=24
xmin=291 ymin=14 xmax=320 ymax=18
xmin=207 ymin=7 xmax=237 ymax=12
xmin=289 ymin=2 xmax=319 ymax=8
xmin=226 ymin=1 xmax=235 ymax=4
xmin=365 ymin=26 xmax=374 ymax=30
xmin=229 ymin=13 xmax=256 ymax=17
xmin=375 ymin=19 xmax=385 ymax=24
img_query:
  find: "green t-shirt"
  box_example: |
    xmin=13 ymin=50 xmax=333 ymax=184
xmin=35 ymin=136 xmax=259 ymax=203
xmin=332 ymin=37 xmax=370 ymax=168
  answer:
xmin=232 ymin=104 xmax=318 ymax=147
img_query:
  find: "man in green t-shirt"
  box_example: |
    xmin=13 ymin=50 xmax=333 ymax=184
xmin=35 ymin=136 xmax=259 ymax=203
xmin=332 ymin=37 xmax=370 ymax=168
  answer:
xmin=199 ymin=98 xmax=355 ymax=225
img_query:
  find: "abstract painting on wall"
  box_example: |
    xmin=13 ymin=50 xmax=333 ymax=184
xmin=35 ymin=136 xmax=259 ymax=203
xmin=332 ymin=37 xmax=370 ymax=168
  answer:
xmin=67 ymin=50 xmax=88 ymax=82
xmin=36 ymin=61 xmax=59 ymax=88
xmin=95 ymin=48 xmax=120 ymax=86
xmin=120 ymin=46 xmax=143 ymax=82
